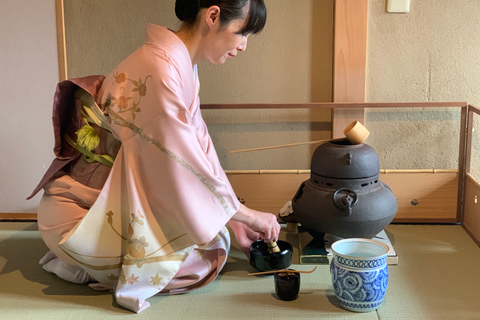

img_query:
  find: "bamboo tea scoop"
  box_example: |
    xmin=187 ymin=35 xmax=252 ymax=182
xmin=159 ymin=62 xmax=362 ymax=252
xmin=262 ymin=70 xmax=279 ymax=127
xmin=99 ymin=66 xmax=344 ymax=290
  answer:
xmin=248 ymin=266 xmax=317 ymax=276
xmin=230 ymin=120 xmax=370 ymax=154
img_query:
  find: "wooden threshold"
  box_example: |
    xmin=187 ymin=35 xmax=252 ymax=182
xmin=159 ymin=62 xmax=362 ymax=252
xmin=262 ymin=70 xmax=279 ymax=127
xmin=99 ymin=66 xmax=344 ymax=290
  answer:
xmin=0 ymin=213 xmax=37 ymax=221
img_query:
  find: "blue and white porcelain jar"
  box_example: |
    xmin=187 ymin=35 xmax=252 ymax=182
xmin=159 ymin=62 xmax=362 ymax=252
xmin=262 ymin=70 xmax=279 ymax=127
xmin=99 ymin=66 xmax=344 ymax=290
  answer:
xmin=330 ymin=238 xmax=389 ymax=312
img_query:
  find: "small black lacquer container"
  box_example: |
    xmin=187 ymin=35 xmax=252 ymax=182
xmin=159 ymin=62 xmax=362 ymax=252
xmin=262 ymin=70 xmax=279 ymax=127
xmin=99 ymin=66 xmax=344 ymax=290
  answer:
xmin=274 ymin=271 xmax=300 ymax=301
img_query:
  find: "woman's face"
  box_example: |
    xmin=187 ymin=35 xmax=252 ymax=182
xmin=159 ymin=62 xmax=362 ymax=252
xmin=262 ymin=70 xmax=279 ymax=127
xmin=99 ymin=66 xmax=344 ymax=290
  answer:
xmin=204 ymin=12 xmax=250 ymax=64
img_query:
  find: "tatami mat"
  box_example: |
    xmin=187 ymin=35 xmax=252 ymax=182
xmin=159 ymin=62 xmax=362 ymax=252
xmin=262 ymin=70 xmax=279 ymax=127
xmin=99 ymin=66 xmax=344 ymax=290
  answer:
xmin=0 ymin=222 xmax=479 ymax=319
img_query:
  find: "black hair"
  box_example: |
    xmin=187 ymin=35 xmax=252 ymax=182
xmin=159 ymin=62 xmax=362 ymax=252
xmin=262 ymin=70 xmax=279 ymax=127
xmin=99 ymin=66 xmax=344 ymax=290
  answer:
xmin=175 ymin=0 xmax=266 ymax=35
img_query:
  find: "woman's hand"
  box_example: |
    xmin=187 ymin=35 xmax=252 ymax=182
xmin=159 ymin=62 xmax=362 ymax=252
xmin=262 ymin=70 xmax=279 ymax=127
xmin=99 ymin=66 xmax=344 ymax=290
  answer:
xmin=229 ymin=204 xmax=281 ymax=256
xmin=228 ymin=220 xmax=260 ymax=257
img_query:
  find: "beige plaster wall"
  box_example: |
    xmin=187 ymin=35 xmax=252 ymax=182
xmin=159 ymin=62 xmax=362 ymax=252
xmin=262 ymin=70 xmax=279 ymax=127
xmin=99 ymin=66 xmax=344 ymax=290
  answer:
xmin=62 ymin=0 xmax=479 ymax=171
xmin=64 ymin=0 xmax=180 ymax=79
xmin=64 ymin=0 xmax=333 ymax=104
xmin=366 ymin=0 xmax=480 ymax=170
xmin=200 ymin=0 xmax=334 ymax=170
xmin=64 ymin=0 xmax=334 ymax=170
xmin=0 ymin=0 xmax=58 ymax=212
xmin=3 ymin=0 xmax=479 ymax=214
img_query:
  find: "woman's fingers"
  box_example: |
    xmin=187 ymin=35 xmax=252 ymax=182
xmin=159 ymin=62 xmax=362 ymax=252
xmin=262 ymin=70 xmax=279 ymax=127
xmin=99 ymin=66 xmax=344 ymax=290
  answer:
xmin=259 ymin=214 xmax=280 ymax=241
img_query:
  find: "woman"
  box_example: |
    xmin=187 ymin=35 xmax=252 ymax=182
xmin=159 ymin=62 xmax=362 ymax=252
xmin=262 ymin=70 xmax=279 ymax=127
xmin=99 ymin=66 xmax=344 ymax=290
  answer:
xmin=30 ymin=0 xmax=280 ymax=313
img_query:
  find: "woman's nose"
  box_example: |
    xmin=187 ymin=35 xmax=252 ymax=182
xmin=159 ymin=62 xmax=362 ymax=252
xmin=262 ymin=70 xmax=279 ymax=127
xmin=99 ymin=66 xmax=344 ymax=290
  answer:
xmin=237 ymin=36 xmax=248 ymax=52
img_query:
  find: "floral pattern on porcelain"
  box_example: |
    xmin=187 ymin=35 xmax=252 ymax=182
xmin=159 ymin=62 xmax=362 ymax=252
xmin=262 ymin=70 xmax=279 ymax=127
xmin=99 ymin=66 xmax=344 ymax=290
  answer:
xmin=331 ymin=256 xmax=389 ymax=312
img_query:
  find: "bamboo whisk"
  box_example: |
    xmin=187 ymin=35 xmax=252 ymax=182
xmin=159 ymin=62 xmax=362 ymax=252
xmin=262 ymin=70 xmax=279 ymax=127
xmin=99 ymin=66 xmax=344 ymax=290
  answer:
xmin=266 ymin=240 xmax=281 ymax=253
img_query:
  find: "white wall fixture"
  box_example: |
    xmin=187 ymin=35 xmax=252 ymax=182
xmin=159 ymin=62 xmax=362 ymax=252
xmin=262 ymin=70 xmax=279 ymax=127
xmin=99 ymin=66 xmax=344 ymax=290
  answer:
xmin=387 ymin=0 xmax=410 ymax=13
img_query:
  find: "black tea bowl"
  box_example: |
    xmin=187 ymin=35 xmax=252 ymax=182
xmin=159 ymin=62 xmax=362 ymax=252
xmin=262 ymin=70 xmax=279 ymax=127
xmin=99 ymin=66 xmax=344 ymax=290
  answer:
xmin=249 ymin=240 xmax=293 ymax=272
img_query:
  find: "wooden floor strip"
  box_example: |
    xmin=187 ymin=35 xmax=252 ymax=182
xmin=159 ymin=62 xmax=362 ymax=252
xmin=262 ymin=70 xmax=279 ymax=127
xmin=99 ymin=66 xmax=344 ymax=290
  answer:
xmin=0 ymin=213 xmax=37 ymax=221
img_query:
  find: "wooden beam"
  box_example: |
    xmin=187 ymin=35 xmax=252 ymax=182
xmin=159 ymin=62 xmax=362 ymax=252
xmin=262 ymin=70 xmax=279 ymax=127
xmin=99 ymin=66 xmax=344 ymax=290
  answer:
xmin=55 ymin=0 xmax=67 ymax=81
xmin=332 ymin=0 xmax=368 ymax=138
xmin=457 ymin=106 xmax=469 ymax=222
xmin=460 ymin=104 xmax=480 ymax=223
xmin=201 ymin=101 xmax=467 ymax=110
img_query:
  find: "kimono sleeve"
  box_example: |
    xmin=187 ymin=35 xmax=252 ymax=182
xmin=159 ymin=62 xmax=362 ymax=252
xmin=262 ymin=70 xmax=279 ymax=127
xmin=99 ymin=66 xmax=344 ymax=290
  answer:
xmin=107 ymin=58 xmax=240 ymax=245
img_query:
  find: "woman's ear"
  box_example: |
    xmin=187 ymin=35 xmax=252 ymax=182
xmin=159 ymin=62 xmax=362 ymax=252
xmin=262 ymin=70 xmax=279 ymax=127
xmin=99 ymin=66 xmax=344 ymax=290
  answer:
xmin=205 ymin=5 xmax=221 ymax=27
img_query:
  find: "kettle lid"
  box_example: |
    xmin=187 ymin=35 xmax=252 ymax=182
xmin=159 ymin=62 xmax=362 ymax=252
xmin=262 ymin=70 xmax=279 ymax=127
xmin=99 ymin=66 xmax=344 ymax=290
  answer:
xmin=310 ymin=140 xmax=380 ymax=179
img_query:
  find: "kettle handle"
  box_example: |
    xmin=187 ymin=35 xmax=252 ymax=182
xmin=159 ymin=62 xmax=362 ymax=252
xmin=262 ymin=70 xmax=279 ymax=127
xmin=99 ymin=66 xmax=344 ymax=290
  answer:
xmin=332 ymin=188 xmax=358 ymax=216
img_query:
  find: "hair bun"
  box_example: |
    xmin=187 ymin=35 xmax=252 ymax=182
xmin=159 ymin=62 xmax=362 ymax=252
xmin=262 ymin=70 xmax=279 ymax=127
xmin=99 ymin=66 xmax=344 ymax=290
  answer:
xmin=175 ymin=0 xmax=199 ymax=22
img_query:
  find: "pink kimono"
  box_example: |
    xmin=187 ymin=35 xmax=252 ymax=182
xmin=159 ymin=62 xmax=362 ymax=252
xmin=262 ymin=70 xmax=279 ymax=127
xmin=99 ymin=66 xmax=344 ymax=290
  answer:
xmin=32 ymin=24 xmax=240 ymax=313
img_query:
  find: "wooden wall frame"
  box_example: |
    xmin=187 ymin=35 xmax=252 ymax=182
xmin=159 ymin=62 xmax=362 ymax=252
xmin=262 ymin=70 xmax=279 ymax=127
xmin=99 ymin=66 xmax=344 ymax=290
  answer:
xmin=3 ymin=101 xmax=471 ymax=224
xmin=55 ymin=0 xmax=67 ymax=81
xmin=7 ymin=2 xmax=475 ymax=233
xmin=201 ymin=101 xmax=470 ymax=225
xmin=332 ymin=0 xmax=368 ymax=138
xmin=464 ymin=174 xmax=480 ymax=247
xmin=462 ymin=105 xmax=480 ymax=247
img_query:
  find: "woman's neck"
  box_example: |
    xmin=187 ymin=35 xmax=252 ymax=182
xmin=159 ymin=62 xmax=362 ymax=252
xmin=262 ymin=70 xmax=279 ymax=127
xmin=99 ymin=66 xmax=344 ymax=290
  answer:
xmin=175 ymin=25 xmax=204 ymax=65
